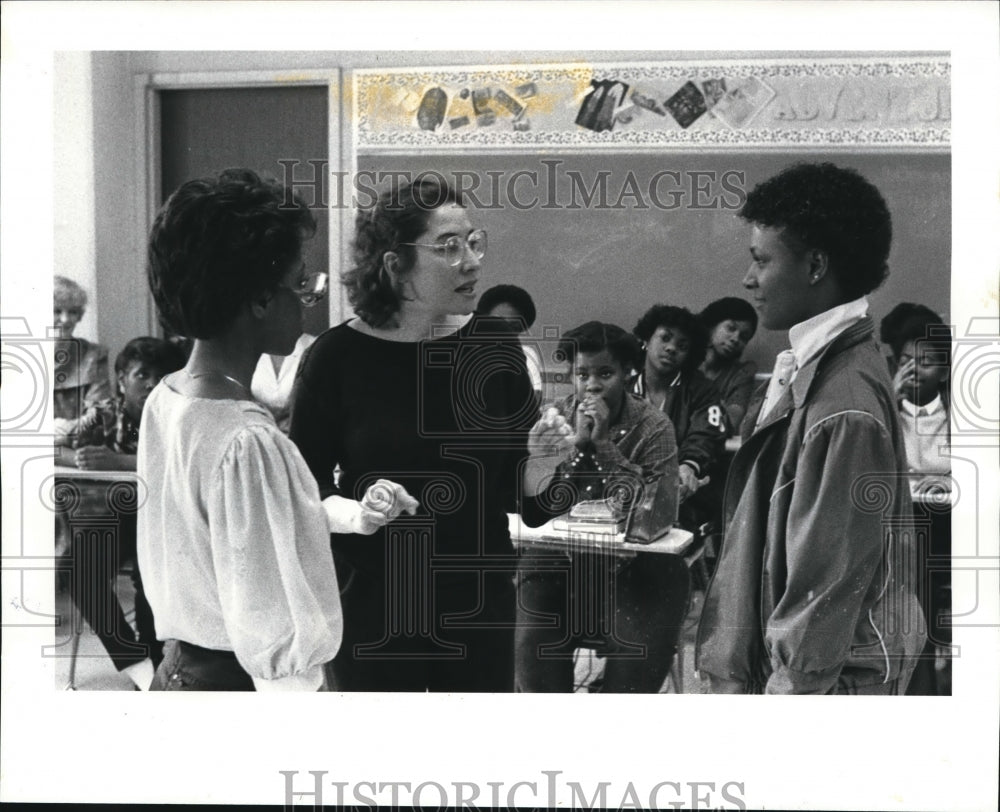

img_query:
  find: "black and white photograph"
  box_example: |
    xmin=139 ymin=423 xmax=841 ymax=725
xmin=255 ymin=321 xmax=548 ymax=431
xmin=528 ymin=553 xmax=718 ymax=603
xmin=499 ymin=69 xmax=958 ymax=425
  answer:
xmin=1 ymin=1 xmax=998 ymax=810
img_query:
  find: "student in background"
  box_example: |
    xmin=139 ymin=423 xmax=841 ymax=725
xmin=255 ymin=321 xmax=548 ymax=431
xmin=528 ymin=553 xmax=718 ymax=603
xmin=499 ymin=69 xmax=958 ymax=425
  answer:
xmin=631 ymin=304 xmax=727 ymax=529
xmin=74 ymin=337 xmax=186 ymax=470
xmin=878 ymin=301 xmax=939 ymax=377
xmin=477 ymin=283 xmax=543 ymax=401
xmin=882 ymin=306 xmax=952 ymax=695
xmin=516 ymin=322 xmax=682 ymax=692
xmin=885 ymin=308 xmax=951 ymax=492
xmin=697 ymin=162 xmax=924 ymax=694
xmin=695 ymin=297 xmax=760 ymax=572
xmin=52 ymin=275 xmax=113 ymax=569
xmin=53 ymin=275 xmax=112 ymax=449
xmin=251 ymin=332 xmax=316 ymax=433
xmin=64 ymin=336 xmax=186 ymax=688
xmin=699 ymin=296 xmax=759 ymax=436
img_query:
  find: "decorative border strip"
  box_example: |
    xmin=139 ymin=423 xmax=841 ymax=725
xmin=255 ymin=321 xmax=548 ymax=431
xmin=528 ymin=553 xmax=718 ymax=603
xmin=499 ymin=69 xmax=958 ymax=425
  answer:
xmin=353 ymin=56 xmax=950 ymax=152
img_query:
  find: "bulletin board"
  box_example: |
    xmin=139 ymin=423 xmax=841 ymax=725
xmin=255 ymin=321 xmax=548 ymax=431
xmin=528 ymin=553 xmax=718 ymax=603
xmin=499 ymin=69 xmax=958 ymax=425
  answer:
xmin=351 ymin=56 xmax=951 ymax=369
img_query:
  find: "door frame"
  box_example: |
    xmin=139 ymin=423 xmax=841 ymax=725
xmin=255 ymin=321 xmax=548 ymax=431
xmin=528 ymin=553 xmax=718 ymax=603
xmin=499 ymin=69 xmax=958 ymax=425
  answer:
xmin=135 ymin=69 xmax=345 ymax=335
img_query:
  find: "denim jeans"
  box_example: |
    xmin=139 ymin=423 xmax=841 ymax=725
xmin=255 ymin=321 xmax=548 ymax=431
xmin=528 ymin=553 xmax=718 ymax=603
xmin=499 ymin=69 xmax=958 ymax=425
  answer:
xmin=67 ymin=514 xmax=163 ymax=671
xmin=151 ymin=639 xmax=255 ymax=691
xmin=515 ymin=549 xmax=690 ymax=693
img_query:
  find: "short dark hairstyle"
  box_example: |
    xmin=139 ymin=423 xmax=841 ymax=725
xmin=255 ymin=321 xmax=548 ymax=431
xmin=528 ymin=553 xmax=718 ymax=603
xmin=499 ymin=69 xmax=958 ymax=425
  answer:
xmin=345 ymin=176 xmax=463 ymax=327
xmin=477 ymin=284 xmax=537 ymax=328
xmin=699 ymin=296 xmax=758 ymax=334
xmin=558 ymin=321 xmax=642 ymax=372
xmin=114 ymin=336 xmax=187 ymax=378
xmin=879 ymin=302 xmax=940 ymax=347
xmin=888 ymin=311 xmax=952 ymax=363
xmin=147 ymin=168 xmax=316 ymax=340
xmin=739 ymin=162 xmax=893 ymax=299
xmin=632 ymin=304 xmax=708 ymax=372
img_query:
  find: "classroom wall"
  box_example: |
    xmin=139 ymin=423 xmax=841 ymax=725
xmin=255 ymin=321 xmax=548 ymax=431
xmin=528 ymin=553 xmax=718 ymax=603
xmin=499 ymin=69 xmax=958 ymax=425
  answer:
xmin=357 ymin=152 xmax=950 ymax=369
xmin=159 ymin=85 xmax=331 ymax=338
xmin=74 ymin=51 xmax=950 ymax=371
xmin=53 ymin=52 xmax=98 ymax=343
xmin=85 ymin=51 xmax=690 ymax=364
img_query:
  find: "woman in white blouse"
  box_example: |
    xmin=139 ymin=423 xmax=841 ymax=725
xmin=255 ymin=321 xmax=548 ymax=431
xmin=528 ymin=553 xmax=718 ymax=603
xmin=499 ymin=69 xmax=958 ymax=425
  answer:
xmin=140 ymin=169 xmax=417 ymax=691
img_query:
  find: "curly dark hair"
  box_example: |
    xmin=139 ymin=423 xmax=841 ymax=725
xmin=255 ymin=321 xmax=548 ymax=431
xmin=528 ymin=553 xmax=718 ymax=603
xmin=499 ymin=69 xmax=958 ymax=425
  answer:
xmin=739 ymin=162 xmax=893 ymax=299
xmin=632 ymin=304 xmax=708 ymax=372
xmin=699 ymin=296 xmax=758 ymax=334
xmin=886 ymin=310 xmax=951 ymax=362
xmin=557 ymin=321 xmax=642 ymax=372
xmin=114 ymin=336 xmax=187 ymax=378
xmin=476 ymin=284 xmax=537 ymax=328
xmin=345 ymin=176 xmax=463 ymax=327
xmin=879 ymin=301 xmax=940 ymax=347
xmin=147 ymin=168 xmax=316 ymax=340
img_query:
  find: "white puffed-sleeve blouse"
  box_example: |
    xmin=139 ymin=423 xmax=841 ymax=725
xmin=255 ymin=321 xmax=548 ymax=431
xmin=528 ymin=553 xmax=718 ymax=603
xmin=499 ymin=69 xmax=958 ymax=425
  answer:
xmin=137 ymin=378 xmax=342 ymax=691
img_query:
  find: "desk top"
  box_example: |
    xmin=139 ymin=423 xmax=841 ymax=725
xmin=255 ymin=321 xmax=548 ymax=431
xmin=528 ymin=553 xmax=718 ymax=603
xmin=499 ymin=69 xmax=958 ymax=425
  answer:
xmin=909 ymin=472 xmax=953 ymax=506
xmin=54 ymin=465 xmax=138 ymax=483
xmin=507 ymin=513 xmax=693 ymax=556
xmin=911 ymin=489 xmax=953 ymax=507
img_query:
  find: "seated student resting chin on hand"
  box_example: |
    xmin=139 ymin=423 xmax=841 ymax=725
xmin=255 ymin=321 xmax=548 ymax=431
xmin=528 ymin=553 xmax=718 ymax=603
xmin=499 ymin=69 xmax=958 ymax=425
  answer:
xmin=517 ymin=322 xmax=684 ymax=694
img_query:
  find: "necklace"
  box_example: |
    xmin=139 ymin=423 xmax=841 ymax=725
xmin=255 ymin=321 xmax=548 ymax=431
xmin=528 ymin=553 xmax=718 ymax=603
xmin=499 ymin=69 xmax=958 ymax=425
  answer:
xmin=185 ymin=369 xmax=250 ymax=393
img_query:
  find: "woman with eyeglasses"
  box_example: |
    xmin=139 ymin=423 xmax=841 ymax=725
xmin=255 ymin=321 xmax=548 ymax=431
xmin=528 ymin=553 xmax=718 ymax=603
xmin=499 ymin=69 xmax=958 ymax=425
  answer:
xmin=140 ymin=169 xmax=416 ymax=691
xmin=290 ymin=176 xmax=543 ymax=692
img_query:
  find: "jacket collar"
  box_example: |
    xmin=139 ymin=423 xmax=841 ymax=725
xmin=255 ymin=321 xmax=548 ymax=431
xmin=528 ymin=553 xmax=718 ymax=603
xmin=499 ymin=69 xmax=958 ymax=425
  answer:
xmin=790 ymin=316 xmax=875 ymax=409
xmin=748 ymin=317 xmax=875 ymax=436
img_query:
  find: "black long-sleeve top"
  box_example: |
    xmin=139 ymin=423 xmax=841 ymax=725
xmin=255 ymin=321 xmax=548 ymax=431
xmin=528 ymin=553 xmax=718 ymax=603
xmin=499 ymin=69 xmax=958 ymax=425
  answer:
xmin=288 ymin=316 xmax=541 ymax=581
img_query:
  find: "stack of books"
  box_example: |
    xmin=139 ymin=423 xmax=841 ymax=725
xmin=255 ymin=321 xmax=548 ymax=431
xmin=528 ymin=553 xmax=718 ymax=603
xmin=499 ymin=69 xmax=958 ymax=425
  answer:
xmin=551 ymin=499 xmax=626 ymax=538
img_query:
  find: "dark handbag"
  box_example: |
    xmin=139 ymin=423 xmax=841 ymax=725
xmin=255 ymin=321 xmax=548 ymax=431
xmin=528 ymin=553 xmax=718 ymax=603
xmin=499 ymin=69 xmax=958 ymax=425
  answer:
xmin=624 ymin=468 xmax=679 ymax=544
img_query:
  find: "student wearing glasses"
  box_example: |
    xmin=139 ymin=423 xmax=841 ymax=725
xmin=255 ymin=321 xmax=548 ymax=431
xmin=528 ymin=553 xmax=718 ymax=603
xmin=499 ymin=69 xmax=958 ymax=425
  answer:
xmin=290 ymin=176 xmax=542 ymax=692
xmin=140 ymin=169 xmax=415 ymax=691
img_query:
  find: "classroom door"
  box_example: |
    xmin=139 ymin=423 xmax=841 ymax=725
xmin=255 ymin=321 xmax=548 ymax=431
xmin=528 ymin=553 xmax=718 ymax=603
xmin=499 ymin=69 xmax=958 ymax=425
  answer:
xmin=159 ymin=86 xmax=329 ymax=336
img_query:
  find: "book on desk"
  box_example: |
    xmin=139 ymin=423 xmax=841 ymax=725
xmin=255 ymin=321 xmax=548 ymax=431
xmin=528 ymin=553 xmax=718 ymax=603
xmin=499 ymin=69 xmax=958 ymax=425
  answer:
xmin=551 ymin=498 xmax=628 ymax=536
xmin=506 ymin=512 xmax=694 ymax=556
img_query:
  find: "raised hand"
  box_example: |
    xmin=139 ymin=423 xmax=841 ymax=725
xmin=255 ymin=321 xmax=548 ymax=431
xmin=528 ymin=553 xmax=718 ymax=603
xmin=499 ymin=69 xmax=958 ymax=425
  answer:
xmin=528 ymin=406 xmax=575 ymax=458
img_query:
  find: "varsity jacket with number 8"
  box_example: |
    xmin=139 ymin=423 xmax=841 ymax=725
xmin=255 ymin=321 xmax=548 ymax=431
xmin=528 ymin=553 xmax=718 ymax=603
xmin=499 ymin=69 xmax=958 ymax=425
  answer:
xmin=631 ymin=369 xmax=727 ymax=478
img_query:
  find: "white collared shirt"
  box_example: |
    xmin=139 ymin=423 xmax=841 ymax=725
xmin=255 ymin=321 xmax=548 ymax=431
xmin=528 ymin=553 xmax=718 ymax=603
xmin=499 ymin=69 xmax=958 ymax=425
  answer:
xmin=900 ymin=393 xmax=950 ymax=475
xmin=251 ymin=333 xmax=316 ymax=432
xmin=786 ymin=296 xmax=870 ymax=382
xmin=755 ymin=297 xmax=869 ymax=427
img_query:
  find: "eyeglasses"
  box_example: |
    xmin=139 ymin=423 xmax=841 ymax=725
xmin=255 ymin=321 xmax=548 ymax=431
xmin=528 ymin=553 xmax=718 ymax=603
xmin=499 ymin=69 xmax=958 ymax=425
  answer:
xmin=281 ymin=271 xmax=329 ymax=307
xmin=398 ymin=229 xmax=487 ymax=267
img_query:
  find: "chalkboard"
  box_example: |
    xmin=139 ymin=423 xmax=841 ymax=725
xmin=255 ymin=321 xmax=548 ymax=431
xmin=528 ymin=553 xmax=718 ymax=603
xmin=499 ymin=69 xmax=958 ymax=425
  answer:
xmin=356 ymin=151 xmax=950 ymax=370
xmin=160 ymin=86 xmax=331 ymax=338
